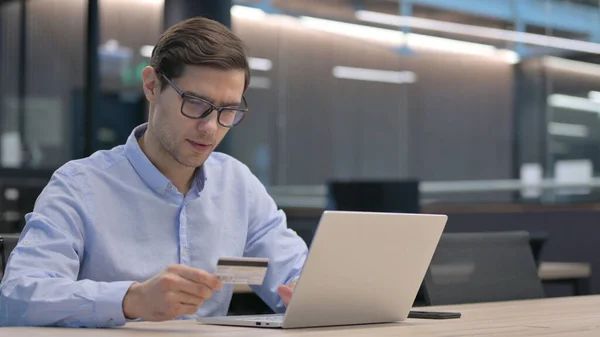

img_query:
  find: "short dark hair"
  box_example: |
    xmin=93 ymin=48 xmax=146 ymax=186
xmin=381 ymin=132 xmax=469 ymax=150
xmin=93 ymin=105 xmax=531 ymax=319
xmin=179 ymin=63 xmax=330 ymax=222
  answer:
xmin=151 ymin=17 xmax=250 ymax=91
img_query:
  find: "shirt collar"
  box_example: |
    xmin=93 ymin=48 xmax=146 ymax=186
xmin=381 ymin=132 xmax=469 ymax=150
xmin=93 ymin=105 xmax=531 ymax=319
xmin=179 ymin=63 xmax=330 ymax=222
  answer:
xmin=125 ymin=123 xmax=207 ymax=195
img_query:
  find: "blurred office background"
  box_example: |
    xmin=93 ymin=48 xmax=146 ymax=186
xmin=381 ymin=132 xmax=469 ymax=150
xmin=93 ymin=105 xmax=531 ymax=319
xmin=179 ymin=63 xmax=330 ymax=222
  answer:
xmin=1 ymin=0 xmax=600 ymax=306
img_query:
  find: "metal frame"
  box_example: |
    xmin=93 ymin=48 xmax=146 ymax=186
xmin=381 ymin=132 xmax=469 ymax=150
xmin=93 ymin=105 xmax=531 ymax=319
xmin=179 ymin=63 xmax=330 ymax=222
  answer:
xmin=266 ymin=178 xmax=600 ymax=208
xmin=17 ymin=0 xmax=26 ymax=161
xmin=84 ymin=0 xmax=99 ymax=157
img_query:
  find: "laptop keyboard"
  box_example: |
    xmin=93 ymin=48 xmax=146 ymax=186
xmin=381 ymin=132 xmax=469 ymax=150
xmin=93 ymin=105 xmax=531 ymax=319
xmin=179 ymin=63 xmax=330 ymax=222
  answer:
xmin=235 ymin=314 xmax=284 ymax=322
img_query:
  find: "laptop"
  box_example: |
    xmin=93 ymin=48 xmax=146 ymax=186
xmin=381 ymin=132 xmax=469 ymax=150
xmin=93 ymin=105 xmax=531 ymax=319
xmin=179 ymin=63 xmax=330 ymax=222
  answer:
xmin=197 ymin=210 xmax=447 ymax=329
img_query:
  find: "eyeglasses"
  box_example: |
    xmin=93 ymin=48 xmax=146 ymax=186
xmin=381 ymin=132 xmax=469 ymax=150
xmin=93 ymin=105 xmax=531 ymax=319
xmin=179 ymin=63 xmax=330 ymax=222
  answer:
xmin=159 ymin=72 xmax=248 ymax=128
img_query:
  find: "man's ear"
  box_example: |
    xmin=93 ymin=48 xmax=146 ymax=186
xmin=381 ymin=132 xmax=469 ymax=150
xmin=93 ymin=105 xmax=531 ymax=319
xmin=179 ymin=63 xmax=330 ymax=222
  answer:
xmin=142 ymin=66 xmax=159 ymax=104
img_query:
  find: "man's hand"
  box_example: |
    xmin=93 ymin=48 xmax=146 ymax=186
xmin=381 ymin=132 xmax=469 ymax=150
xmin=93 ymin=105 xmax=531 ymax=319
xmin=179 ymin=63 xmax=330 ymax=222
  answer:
xmin=122 ymin=264 xmax=222 ymax=321
xmin=277 ymin=280 xmax=297 ymax=307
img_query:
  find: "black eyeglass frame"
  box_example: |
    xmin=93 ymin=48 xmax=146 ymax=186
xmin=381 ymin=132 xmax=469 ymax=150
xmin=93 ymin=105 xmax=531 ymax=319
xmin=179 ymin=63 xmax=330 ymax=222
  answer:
xmin=159 ymin=72 xmax=248 ymax=128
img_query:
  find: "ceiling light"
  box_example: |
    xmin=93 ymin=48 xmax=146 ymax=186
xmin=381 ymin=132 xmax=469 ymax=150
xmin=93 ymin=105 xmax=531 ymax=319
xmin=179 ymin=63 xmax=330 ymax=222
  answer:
xmin=543 ymin=56 xmax=600 ymax=76
xmin=357 ymin=10 xmax=600 ymax=55
xmin=231 ymin=5 xmax=266 ymax=20
xmin=140 ymin=45 xmax=154 ymax=58
xmin=248 ymin=57 xmax=273 ymax=71
xmin=299 ymin=16 xmax=517 ymax=63
xmin=299 ymin=16 xmax=403 ymax=45
xmin=544 ymin=57 xmax=600 ymax=76
xmin=332 ymin=66 xmax=416 ymax=84
xmin=548 ymin=94 xmax=600 ymax=113
xmin=548 ymin=122 xmax=589 ymax=138
xmin=249 ymin=76 xmax=272 ymax=89
xmin=589 ymin=91 xmax=600 ymax=102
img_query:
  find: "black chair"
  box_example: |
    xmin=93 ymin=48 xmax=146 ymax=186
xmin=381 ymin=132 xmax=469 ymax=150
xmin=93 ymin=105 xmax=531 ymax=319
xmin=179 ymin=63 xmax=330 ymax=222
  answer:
xmin=528 ymin=231 xmax=549 ymax=267
xmin=423 ymin=231 xmax=545 ymax=306
xmin=0 ymin=237 xmax=4 ymax=276
xmin=0 ymin=234 xmax=20 ymax=279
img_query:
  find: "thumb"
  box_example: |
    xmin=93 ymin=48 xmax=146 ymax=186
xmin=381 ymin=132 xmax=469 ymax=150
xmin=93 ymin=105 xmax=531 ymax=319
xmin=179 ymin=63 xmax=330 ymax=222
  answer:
xmin=278 ymin=285 xmax=294 ymax=307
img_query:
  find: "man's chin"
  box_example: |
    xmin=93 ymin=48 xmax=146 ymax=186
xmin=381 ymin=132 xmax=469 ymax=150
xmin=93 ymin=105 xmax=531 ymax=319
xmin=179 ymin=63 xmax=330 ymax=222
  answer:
xmin=178 ymin=154 xmax=210 ymax=168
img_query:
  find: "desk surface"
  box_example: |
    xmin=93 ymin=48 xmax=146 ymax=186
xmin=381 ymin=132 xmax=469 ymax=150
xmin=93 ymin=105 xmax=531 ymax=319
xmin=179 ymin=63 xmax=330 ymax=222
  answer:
xmin=4 ymin=295 xmax=600 ymax=336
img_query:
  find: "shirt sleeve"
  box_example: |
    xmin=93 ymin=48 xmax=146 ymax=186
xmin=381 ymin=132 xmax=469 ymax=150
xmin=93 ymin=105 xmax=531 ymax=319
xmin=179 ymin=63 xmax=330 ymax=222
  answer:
xmin=0 ymin=169 xmax=134 ymax=327
xmin=242 ymin=170 xmax=308 ymax=313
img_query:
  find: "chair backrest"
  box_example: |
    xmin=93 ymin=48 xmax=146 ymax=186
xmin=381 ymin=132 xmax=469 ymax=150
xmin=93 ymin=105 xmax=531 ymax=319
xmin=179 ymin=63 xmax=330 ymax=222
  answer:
xmin=0 ymin=237 xmax=4 ymax=276
xmin=0 ymin=234 xmax=20 ymax=278
xmin=528 ymin=231 xmax=549 ymax=267
xmin=423 ymin=231 xmax=545 ymax=306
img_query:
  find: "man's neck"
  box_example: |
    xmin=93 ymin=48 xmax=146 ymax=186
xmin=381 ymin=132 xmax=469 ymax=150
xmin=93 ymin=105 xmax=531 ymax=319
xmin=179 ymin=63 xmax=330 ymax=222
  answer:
xmin=138 ymin=131 xmax=195 ymax=195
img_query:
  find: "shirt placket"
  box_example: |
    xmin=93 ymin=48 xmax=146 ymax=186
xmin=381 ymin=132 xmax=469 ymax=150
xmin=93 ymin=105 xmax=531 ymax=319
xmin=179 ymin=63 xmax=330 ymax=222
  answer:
xmin=179 ymin=202 xmax=190 ymax=266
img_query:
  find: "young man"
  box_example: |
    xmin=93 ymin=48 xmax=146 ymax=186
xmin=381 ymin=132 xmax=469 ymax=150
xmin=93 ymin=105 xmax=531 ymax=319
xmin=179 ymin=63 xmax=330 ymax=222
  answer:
xmin=0 ymin=17 xmax=308 ymax=327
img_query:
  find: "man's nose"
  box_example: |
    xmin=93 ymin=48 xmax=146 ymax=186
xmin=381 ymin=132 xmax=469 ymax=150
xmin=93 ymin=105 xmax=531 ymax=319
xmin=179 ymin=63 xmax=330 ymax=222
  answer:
xmin=196 ymin=108 xmax=219 ymax=132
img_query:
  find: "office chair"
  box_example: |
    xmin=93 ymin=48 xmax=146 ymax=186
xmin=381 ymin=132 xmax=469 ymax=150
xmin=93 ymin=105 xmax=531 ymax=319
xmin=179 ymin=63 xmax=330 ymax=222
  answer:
xmin=423 ymin=231 xmax=545 ymax=306
xmin=0 ymin=237 xmax=4 ymax=277
xmin=0 ymin=234 xmax=19 ymax=279
xmin=528 ymin=231 xmax=549 ymax=267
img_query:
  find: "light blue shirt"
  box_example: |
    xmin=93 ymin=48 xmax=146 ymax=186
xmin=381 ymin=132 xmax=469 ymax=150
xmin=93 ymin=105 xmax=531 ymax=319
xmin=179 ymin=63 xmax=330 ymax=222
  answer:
xmin=0 ymin=124 xmax=308 ymax=327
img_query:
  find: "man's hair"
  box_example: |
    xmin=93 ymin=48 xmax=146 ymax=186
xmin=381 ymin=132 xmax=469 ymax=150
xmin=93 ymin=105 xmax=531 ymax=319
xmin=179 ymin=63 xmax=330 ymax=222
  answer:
xmin=151 ymin=17 xmax=250 ymax=91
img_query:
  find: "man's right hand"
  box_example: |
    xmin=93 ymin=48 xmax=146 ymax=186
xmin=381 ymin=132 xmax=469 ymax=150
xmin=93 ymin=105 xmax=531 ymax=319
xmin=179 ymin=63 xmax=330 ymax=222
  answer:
xmin=122 ymin=264 xmax=222 ymax=321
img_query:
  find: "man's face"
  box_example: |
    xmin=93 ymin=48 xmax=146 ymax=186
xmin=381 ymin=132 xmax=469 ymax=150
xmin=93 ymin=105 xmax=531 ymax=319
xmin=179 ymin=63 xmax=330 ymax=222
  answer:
xmin=146 ymin=65 xmax=245 ymax=168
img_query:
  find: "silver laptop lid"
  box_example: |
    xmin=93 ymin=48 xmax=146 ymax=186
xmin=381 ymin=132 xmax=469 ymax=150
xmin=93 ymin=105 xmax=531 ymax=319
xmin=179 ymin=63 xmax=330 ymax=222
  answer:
xmin=282 ymin=211 xmax=447 ymax=329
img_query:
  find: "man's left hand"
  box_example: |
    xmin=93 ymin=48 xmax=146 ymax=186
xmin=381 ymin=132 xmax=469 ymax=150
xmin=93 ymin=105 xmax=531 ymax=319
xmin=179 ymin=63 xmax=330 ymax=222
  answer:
xmin=277 ymin=280 xmax=297 ymax=307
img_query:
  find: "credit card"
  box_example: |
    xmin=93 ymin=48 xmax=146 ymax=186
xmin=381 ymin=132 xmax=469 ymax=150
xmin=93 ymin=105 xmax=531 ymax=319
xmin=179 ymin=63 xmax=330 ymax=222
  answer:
xmin=215 ymin=257 xmax=269 ymax=285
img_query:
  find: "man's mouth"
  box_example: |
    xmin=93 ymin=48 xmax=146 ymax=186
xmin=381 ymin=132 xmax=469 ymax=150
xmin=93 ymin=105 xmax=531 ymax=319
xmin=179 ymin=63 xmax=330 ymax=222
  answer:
xmin=187 ymin=140 xmax=213 ymax=152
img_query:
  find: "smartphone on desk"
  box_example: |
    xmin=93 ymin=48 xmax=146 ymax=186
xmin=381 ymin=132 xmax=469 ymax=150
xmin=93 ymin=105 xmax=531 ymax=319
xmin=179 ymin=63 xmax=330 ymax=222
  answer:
xmin=408 ymin=310 xmax=461 ymax=319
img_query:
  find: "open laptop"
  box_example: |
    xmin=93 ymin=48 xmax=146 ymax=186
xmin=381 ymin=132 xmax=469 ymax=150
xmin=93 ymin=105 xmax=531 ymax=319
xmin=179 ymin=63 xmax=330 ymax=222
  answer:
xmin=197 ymin=210 xmax=447 ymax=329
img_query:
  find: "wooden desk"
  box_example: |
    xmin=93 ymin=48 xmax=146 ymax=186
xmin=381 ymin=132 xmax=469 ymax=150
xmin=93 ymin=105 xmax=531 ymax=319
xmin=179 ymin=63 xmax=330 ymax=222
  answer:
xmin=3 ymin=295 xmax=600 ymax=336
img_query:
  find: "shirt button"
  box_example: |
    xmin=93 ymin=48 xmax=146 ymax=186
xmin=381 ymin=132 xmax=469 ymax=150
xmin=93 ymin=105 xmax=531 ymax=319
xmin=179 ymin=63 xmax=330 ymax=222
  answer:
xmin=182 ymin=248 xmax=187 ymax=256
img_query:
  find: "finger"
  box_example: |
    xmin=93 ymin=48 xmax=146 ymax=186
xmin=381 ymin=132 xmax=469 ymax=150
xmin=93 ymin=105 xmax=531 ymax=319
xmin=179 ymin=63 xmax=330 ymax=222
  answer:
xmin=171 ymin=291 xmax=205 ymax=307
xmin=279 ymin=285 xmax=294 ymax=296
xmin=176 ymin=277 xmax=214 ymax=300
xmin=278 ymin=285 xmax=294 ymax=307
xmin=169 ymin=265 xmax=222 ymax=290
xmin=174 ymin=303 xmax=201 ymax=317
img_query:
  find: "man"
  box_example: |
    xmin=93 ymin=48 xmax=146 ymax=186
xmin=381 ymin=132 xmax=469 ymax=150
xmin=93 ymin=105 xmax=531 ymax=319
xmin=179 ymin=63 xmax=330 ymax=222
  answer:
xmin=0 ymin=17 xmax=308 ymax=327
